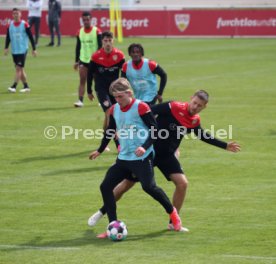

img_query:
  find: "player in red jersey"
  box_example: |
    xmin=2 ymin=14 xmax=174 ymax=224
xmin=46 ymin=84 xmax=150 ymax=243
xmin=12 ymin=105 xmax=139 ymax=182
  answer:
xmin=88 ymin=90 xmax=241 ymax=231
xmin=87 ymin=31 xmax=125 ymax=133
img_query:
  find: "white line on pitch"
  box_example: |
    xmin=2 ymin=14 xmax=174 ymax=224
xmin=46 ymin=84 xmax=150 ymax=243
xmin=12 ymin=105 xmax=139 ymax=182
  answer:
xmin=222 ymin=254 xmax=276 ymax=261
xmin=0 ymin=244 xmax=79 ymax=251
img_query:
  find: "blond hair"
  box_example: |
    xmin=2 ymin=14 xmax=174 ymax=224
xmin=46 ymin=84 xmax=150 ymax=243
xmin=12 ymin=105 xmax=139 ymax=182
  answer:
xmin=109 ymin=78 xmax=133 ymax=96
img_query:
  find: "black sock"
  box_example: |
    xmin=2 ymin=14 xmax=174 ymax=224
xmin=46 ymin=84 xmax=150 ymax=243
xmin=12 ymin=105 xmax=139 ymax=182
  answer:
xmin=23 ymin=83 xmax=29 ymax=88
xmin=11 ymin=82 xmax=17 ymax=88
xmin=100 ymin=206 xmax=106 ymax=215
xmin=79 ymin=96 xmax=83 ymax=102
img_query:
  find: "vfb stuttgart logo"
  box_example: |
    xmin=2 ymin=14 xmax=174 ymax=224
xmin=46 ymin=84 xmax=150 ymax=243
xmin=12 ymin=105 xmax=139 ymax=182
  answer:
xmin=175 ymin=14 xmax=190 ymax=32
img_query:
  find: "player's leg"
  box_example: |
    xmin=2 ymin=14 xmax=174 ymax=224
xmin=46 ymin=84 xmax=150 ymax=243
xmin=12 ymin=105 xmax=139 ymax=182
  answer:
xmin=54 ymin=19 xmax=61 ymax=46
xmin=8 ymin=55 xmax=19 ymax=92
xmin=88 ymin=179 xmax=135 ymax=227
xmin=34 ymin=17 xmax=41 ymax=45
xmin=28 ymin=17 xmax=34 ymax=34
xmin=74 ymin=62 xmax=88 ymax=107
xmin=155 ymin=154 xmax=189 ymax=231
xmin=47 ymin=20 xmax=54 ymax=46
xmin=99 ymin=161 xmax=129 ymax=223
xmin=170 ymin=173 xmax=188 ymax=213
xmin=130 ymin=154 xmax=182 ymax=230
xmin=17 ymin=53 xmax=30 ymax=92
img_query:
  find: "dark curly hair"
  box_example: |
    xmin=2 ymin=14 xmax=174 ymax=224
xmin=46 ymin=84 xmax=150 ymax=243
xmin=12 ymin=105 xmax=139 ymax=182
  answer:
xmin=128 ymin=43 xmax=144 ymax=56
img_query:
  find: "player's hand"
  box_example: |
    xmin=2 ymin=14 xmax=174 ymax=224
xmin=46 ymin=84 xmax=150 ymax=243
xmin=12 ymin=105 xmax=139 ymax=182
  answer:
xmin=32 ymin=50 xmax=37 ymax=57
xmin=226 ymin=141 xmax=241 ymax=153
xmin=157 ymin=94 xmax=163 ymax=103
xmin=4 ymin=49 xmax=8 ymax=56
xmin=135 ymin=146 xmax=146 ymax=157
xmin=73 ymin=62 xmax=79 ymax=71
xmin=88 ymin=93 xmax=94 ymax=101
xmin=89 ymin=150 xmax=100 ymax=160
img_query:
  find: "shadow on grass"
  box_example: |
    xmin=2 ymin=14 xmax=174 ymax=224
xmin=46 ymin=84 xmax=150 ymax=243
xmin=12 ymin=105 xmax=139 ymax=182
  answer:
xmin=41 ymin=166 xmax=109 ymax=176
xmin=0 ymin=229 xmax=169 ymax=252
xmin=14 ymin=151 xmax=90 ymax=163
xmin=15 ymin=151 xmax=115 ymax=164
xmin=13 ymin=106 xmax=81 ymax=113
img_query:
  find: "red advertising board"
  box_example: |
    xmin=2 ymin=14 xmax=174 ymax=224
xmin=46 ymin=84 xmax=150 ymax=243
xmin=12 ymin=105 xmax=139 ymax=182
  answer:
xmin=1 ymin=9 xmax=276 ymax=36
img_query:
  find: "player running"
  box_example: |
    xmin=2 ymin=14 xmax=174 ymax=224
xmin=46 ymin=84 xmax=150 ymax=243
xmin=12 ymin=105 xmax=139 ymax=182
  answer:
xmin=89 ymin=78 xmax=182 ymax=238
xmin=88 ymin=90 xmax=241 ymax=231
xmin=121 ymin=43 xmax=167 ymax=105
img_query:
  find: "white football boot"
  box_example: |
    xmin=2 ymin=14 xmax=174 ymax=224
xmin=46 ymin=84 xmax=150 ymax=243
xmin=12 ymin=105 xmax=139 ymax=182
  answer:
xmin=74 ymin=100 xmax=84 ymax=107
xmin=8 ymin=87 xmax=16 ymax=93
xmin=88 ymin=210 xmax=103 ymax=227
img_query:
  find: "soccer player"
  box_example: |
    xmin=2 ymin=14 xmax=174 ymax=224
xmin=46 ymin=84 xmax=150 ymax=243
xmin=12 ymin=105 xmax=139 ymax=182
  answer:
xmin=89 ymin=78 xmax=182 ymax=238
xmin=121 ymin=43 xmax=167 ymax=105
xmin=88 ymin=90 xmax=241 ymax=231
xmin=73 ymin=11 xmax=102 ymax=108
xmin=4 ymin=8 xmax=37 ymax=93
xmin=46 ymin=0 xmax=61 ymax=47
xmin=87 ymin=31 xmax=125 ymax=149
xmin=27 ymin=0 xmax=43 ymax=45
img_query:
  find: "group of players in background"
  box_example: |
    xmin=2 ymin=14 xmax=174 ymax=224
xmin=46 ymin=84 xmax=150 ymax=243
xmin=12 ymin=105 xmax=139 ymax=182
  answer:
xmin=4 ymin=10 xmax=241 ymax=238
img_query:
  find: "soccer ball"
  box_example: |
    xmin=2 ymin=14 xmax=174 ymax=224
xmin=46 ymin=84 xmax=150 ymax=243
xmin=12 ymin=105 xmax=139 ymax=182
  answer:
xmin=107 ymin=220 xmax=128 ymax=241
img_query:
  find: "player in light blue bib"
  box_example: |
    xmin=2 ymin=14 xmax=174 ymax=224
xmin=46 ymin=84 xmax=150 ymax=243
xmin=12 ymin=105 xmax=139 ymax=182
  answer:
xmin=89 ymin=78 xmax=182 ymax=237
xmin=122 ymin=43 xmax=167 ymax=105
xmin=4 ymin=8 xmax=37 ymax=93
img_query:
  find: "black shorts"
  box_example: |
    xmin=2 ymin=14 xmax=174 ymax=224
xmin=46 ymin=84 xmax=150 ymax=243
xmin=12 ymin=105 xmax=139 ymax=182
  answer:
xmin=79 ymin=60 xmax=89 ymax=68
xmin=145 ymin=96 xmax=157 ymax=106
xmin=103 ymin=153 xmax=154 ymax=186
xmin=154 ymin=153 xmax=184 ymax=181
xmin=96 ymin=89 xmax=116 ymax=112
xmin=12 ymin=53 xmax=27 ymax=67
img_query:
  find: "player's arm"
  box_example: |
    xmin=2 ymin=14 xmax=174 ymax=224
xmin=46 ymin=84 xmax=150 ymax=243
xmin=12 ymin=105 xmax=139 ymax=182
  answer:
xmin=87 ymin=60 xmax=95 ymax=98
xmin=118 ymin=57 xmax=126 ymax=70
xmin=152 ymin=65 xmax=167 ymax=100
xmin=97 ymin=30 xmax=102 ymax=49
xmin=150 ymin=101 xmax=171 ymax=116
xmin=4 ymin=28 xmax=10 ymax=49
xmin=74 ymin=35 xmax=80 ymax=69
xmin=194 ymin=125 xmax=240 ymax=152
xmin=121 ymin=62 xmax=127 ymax=78
xmin=138 ymin=103 xmax=158 ymax=153
xmin=57 ymin=1 xmax=62 ymax=18
xmin=25 ymin=25 xmax=36 ymax=54
xmin=89 ymin=109 xmax=116 ymax=159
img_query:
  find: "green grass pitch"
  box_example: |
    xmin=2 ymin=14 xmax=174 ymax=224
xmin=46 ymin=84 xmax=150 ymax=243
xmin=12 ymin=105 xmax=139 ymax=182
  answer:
xmin=0 ymin=36 xmax=276 ymax=264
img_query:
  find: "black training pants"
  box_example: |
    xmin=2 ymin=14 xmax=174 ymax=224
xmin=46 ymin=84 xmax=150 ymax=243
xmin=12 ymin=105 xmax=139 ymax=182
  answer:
xmin=100 ymin=153 xmax=173 ymax=223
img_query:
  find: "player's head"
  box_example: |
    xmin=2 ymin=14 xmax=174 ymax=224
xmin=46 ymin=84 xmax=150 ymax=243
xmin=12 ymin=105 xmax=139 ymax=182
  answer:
xmin=12 ymin=8 xmax=21 ymax=21
xmin=188 ymin=90 xmax=209 ymax=115
xmin=110 ymin=78 xmax=133 ymax=106
xmin=102 ymin=31 xmax=114 ymax=53
xmin=81 ymin=11 xmax=91 ymax=28
xmin=128 ymin=43 xmax=144 ymax=63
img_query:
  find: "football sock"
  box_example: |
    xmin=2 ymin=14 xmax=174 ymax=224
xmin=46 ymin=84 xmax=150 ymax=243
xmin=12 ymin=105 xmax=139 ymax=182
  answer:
xmin=100 ymin=206 xmax=106 ymax=215
xmin=79 ymin=96 xmax=83 ymax=102
xmin=23 ymin=82 xmax=29 ymax=88
xmin=11 ymin=82 xmax=17 ymax=88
